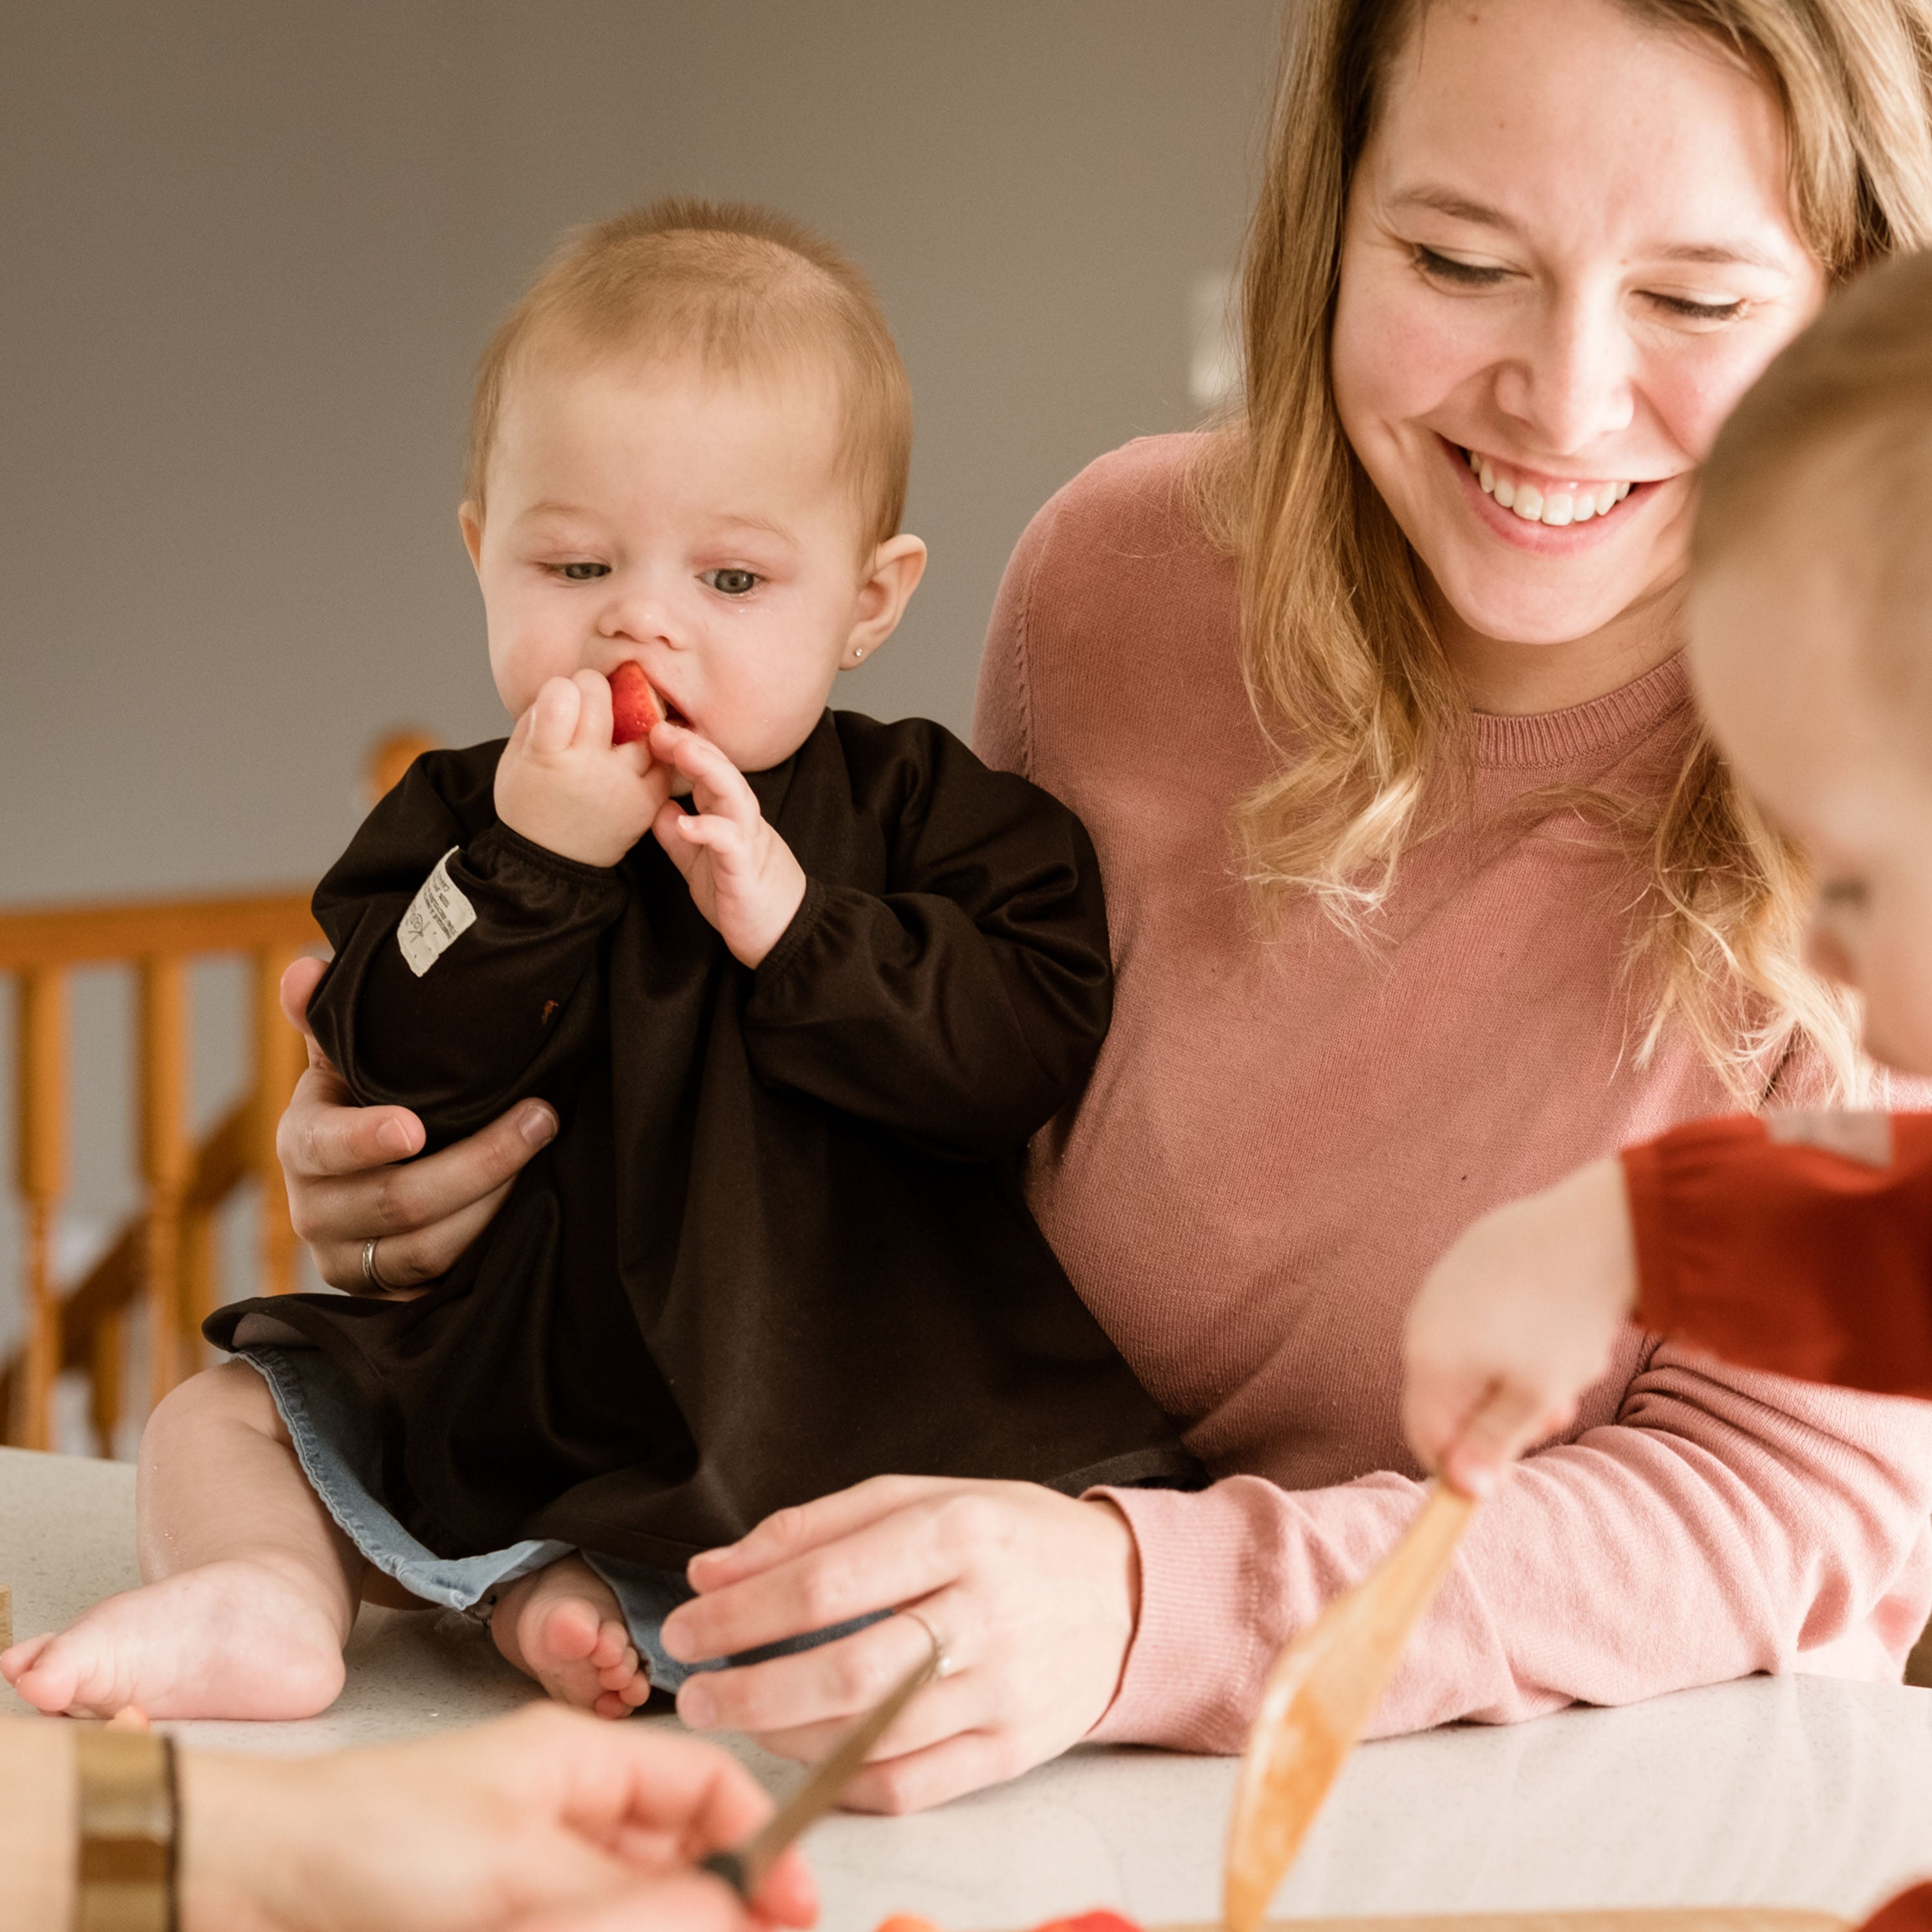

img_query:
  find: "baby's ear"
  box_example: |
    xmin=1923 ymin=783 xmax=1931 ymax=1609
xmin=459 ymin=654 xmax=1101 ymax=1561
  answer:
xmin=458 ymin=503 xmax=486 ymax=572
xmin=845 ymin=534 xmax=928 ymax=667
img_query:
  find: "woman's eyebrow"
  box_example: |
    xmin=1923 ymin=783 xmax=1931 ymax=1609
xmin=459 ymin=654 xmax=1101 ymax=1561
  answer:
xmin=1387 ymin=185 xmax=1790 ymax=271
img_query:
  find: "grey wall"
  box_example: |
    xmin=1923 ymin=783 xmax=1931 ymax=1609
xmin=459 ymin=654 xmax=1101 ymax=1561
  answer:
xmin=0 ymin=1 xmax=1282 ymax=1399
xmin=2 ymin=0 xmax=1282 ymax=906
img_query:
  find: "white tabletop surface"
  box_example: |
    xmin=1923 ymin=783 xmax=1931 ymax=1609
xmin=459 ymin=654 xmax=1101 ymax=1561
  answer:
xmin=5 ymin=1444 xmax=1932 ymax=1932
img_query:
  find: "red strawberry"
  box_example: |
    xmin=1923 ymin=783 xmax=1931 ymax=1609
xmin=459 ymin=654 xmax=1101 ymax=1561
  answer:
xmin=609 ymin=661 xmax=665 ymax=745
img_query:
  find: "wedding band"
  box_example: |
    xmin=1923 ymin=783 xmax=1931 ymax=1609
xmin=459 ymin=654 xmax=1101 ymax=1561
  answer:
xmin=361 ymin=1236 xmax=388 ymax=1291
xmin=901 ymin=1606 xmax=953 ymax=1679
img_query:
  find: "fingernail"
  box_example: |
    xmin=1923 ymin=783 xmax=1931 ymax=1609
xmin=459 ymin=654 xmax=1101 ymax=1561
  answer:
xmin=518 ymin=1102 xmax=558 ymax=1148
xmin=377 ymin=1119 xmax=414 ymax=1158
xmin=678 ymin=1678 xmax=716 ymax=1727
xmin=659 ymin=1615 xmax=694 ymax=1662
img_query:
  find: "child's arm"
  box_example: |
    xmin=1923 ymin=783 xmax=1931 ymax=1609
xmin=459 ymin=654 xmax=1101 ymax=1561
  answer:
xmin=659 ymin=715 xmax=1112 ymax=1158
xmin=1403 ymin=1112 xmax=1932 ymax=1497
xmin=307 ymin=741 xmax=633 ymax=1148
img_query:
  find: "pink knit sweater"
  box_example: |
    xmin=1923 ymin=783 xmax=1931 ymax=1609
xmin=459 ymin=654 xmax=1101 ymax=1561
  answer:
xmin=972 ymin=435 xmax=1932 ymax=1753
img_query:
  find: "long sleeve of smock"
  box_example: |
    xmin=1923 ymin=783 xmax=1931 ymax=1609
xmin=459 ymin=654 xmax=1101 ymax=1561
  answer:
xmin=1624 ymin=1111 xmax=1932 ymax=1397
xmin=307 ymin=744 xmax=629 ymax=1147
xmin=971 ymin=437 xmax=1932 ymax=1758
xmin=742 ymin=715 xmax=1113 ymax=1159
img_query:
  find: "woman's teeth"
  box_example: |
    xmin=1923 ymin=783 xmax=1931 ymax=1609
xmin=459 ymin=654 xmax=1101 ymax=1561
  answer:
xmin=1464 ymin=447 xmax=1633 ymax=527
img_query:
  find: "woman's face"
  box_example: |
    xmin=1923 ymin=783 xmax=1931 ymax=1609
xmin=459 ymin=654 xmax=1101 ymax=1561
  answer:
xmin=1331 ymin=0 xmax=1828 ymax=659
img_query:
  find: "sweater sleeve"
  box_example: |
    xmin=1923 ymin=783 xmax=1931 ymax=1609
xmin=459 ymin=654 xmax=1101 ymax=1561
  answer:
xmin=1090 ymin=1341 xmax=1932 ymax=1750
xmin=971 ymin=491 xmax=1061 ymax=781
xmin=1622 ymin=1112 xmax=1932 ymax=1398
xmin=741 ymin=722 xmax=1112 ymax=1159
xmin=308 ymin=747 xmax=629 ymax=1146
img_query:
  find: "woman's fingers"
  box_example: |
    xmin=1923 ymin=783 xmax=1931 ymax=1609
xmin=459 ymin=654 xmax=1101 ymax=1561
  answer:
xmin=835 ymin=1727 xmax=1028 ymax=1818
xmin=277 ymin=1060 xmax=425 ymax=1181
xmin=676 ymin=1600 xmax=960 ymax=1739
xmin=687 ymin=1476 xmax=942 ymax=1590
xmin=666 ymin=1486 xmax=974 ymax=1664
xmin=278 ymin=954 xmax=327 ymax=1049
xmin=292 ymin=1102 xmax=557 ymax=1291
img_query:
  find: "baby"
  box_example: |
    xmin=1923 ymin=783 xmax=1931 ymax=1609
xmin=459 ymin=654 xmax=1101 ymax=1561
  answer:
xmin=1399 ymin=247 xmax=1932 ymax=1502
xmin=4 ymin=200 xmax=1193 ymax=1721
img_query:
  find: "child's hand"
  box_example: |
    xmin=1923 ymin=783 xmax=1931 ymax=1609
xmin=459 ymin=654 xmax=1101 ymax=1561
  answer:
xmin=495 ymin=671 xmax=672 ymax=867
xmin=1402 ymin=1157 xmax=1641 ymax=1499
xmin=647 ymin=721 xmax=807 ymax=968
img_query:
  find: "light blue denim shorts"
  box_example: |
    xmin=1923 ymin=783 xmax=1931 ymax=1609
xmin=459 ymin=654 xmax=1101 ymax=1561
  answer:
xmin=236 ymin=1333 xmax=879 ymax=1694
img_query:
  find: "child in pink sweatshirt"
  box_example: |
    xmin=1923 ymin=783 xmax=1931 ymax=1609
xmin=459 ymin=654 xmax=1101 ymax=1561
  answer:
xmin=1403 ymin=251 xmax=1932 ymax=1932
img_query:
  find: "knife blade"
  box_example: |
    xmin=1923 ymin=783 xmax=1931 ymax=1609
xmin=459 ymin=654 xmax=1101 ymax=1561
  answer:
xmin=701 ymin=1617 xmax=945 ymax=1901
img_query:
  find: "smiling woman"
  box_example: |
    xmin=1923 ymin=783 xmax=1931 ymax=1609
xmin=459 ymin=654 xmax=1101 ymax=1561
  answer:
xmin=266 ymin=0 xmax=1932 ymax=1815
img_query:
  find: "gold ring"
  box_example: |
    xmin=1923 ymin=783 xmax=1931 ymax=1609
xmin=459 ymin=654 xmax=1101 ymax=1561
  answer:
xmin=900 ymin=1607 xmax=952 ymax=1679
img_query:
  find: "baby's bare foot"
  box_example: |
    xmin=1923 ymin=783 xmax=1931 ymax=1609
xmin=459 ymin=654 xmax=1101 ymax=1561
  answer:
xmin=0 ymin=1560 xmax=346 ymax=1719
xmin=493 ymin=1556 xmax=650 ymax=1719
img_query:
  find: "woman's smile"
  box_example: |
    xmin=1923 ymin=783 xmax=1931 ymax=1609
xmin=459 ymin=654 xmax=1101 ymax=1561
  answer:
xmin=1441 ymin=434 xmax=1662 ymax=556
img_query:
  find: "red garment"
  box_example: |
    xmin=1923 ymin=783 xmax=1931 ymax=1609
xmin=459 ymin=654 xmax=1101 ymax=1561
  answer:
xmin=1623 ymin=1112 xmax=1932 ymax=1397
xmin=1862 ymin=1884 xmax=1932 ymax=1932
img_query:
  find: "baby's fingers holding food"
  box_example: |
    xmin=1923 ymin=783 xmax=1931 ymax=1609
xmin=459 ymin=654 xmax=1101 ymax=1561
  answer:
xmin=1402 ymin=1157 xmax=1641 ymax=1497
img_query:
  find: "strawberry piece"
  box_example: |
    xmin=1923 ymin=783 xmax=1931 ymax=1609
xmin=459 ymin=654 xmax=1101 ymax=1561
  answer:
xmin=871 ymin=1918 xmax=947 ymax=1932
xmin=609 ymin=661 xmax=665 ymax=745
xmin=1032 ymin=1916 xmax=1143 ymax=1932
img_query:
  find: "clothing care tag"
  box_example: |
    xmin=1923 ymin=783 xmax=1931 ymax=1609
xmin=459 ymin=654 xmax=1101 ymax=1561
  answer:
xmin=397 ymin=847 xmax=477 ymax=978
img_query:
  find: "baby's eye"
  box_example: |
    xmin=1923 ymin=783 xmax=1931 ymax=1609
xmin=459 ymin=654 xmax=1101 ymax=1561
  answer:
xmin=702 ymin=568 xmax=761 ymax=596
xmin=1413 ymin=245 xmax=1512 ymax=288
xmin=554 ymin=562 xmax=610 ymax=582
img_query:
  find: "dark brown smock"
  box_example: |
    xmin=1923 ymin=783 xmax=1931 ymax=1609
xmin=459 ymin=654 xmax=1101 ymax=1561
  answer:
xmin=209 ymin=712 xmax=1197 ymax=1568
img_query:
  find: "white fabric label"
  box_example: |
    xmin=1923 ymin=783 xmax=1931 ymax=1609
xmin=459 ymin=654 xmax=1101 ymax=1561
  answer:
xmin=397 ymin=847 xmax=477 ymax=978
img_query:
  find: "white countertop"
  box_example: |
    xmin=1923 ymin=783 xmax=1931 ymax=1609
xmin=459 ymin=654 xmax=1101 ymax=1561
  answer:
xmin=5 ymin=1445 xmax=1931 ymax=1932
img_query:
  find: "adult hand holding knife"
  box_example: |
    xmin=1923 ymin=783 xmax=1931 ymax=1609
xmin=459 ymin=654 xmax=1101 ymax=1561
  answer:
xmin=703 ymin=1611 xmax=949 ymax=1904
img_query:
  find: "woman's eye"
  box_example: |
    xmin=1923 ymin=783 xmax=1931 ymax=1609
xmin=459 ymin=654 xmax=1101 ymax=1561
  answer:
xmin=1647 ymin=292 xmax=1748 ymax=324
xmin=554 ymin=562 xmax=610 ymax=582
xmin=1413 ymin=245 xmax=1511 ymax=287
xmin=702 ymin=568 xmax=761 ymax=596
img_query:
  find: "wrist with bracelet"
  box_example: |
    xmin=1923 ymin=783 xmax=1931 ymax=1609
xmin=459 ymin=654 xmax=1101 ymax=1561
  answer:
xmin=73 ymin=1724 xmax=178 ymax=1932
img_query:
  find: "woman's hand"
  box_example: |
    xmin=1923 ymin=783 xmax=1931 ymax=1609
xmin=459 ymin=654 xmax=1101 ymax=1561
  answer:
xmin=178 ymin=1701 xmax=817 ymax=1932
xmin=276 ymin=956 xmax=557 ymax=1293
xmin=659 ymin=1476 xmax=1141 ymax=1815
xmin=1402 ymin=1156 xmax=1641 ymax=1497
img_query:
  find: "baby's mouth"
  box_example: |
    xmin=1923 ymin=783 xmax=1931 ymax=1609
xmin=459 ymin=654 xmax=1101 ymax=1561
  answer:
xmin=1459 ymin=445 xmax=1640 ymax=528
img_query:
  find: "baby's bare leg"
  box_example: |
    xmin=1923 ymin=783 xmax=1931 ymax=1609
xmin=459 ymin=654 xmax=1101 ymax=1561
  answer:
xmin=492 ymin=1555 xmax=653 ymax=1719
xmin=1 ymin=1361 xmax=362 ymax=1719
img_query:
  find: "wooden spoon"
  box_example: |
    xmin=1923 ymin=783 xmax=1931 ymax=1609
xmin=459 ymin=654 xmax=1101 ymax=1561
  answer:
xmin=1222 ymin=1482 xmax=1477 ymax=1932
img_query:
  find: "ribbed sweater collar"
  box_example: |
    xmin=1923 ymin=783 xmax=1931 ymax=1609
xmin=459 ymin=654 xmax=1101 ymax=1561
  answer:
xmin=1473 ymin=652 xmax=1692 ymax=770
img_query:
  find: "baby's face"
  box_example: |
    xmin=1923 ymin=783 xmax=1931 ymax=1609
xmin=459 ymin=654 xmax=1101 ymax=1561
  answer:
xmin=466 ymin=352 xmax=893 ymax=773
xmin=1691 ymin=532 xmax=1932 ymax=1075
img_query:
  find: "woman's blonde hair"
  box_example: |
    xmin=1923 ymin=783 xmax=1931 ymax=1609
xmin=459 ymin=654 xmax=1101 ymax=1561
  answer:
xmin=1202 ymin=0 xmax=1932 ymax=1099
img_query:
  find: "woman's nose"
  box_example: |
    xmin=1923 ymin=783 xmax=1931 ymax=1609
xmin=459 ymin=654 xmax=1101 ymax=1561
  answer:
xmin=1492 ymin=288 xmax=1636 ymax=459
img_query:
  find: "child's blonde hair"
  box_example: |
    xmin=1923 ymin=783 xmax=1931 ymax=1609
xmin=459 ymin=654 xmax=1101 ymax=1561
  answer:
xmin=466 ymin=198 xmax=913 ymax=550
xmin=1698 ymin=249 xmax=1932 ymax=742
xmin=1193 ymin=0 xmax=1932 ymax=1103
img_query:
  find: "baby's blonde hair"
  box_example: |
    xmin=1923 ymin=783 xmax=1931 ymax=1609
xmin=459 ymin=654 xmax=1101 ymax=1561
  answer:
xmin=1698 ymin=249 xmax=1932 ymax=743
xmin=466 ymin=198 xmax=913 ymax=549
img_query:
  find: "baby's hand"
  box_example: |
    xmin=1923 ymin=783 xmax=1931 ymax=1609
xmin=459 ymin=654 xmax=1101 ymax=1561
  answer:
xmin=496 ymin=671 xmax=672 ymax=868
xmin=647 ymin=721 xmax=807 ymax=968
xmin=1401 ymin=1157 xmax=1641 ymax=1499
